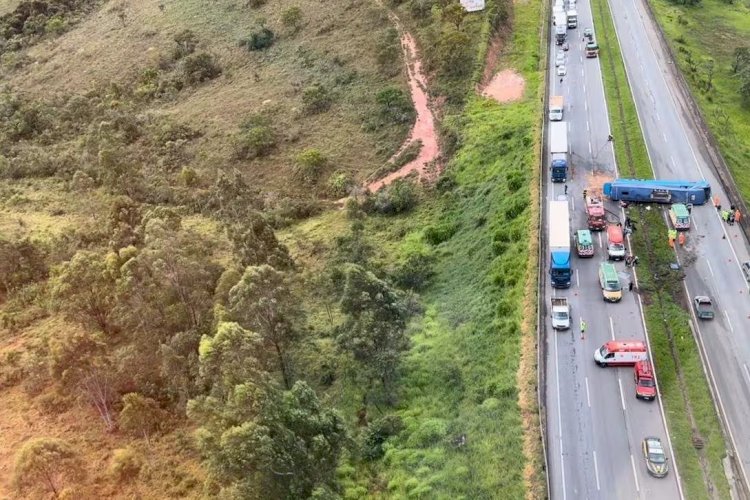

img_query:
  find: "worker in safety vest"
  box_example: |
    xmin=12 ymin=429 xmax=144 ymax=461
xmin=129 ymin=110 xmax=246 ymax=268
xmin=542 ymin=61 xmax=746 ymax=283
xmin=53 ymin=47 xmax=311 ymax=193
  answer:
xmin=722 ymin=210 xmax=730 ymax=223
xmin=735 ymin=210 xmax=742 ymax=224
xmin=678 ymin=232 xmax=686 ymax=246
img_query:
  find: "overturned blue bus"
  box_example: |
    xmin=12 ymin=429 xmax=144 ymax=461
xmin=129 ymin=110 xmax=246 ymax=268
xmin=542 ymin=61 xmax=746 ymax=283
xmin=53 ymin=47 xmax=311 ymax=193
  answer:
xmin=603 ymin=179 xmax=711 ymax=205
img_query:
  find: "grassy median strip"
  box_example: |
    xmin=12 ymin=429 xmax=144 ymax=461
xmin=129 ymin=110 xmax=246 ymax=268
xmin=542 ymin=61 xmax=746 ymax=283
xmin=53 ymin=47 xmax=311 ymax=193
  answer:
xmin=590 ymin=0 xmax=731 ymax=497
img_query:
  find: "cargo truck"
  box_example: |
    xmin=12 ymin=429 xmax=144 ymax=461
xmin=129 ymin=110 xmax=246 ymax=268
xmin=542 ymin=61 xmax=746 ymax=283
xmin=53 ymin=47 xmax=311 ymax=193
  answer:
xmin=549 ymin=200 xmax=571 ymax=288
xmin=603 ymin=179 xmax=711 ymax=205
xmin=549 ymin=121 xmax=569 ymax=182
xmin=585 ymin=195 xmax=606 ymax=230
xmin=551 ymin=297 xmax=571 ymax=330
xmin=567 ymin=9 xmax=578 ymax=28
xmin=554 ymin=13 xmax=567 ymax=44
xmin=549 ymin=96 xmax=564 ymax=121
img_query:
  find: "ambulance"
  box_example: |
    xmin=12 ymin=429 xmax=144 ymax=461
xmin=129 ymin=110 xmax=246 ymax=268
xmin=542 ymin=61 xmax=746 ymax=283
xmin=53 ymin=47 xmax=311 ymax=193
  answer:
xmin=594 ymin=340 xmax=648 ymax=367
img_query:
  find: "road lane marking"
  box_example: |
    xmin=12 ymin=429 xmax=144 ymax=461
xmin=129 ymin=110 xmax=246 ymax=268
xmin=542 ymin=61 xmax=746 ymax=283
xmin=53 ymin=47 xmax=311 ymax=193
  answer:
xmin=707 ymin=260 xmax=714 ymax=277
xmin=585 ymin=100 xmax=588 ymax=111
xmin=593 ymin=450 xmax=601 ymax=490
xmin=670 ymin=155 xmax=677 ymax=168
xmin=743 ymin=363 xmax=750 ymax=383
xmin=598 ymin=231 xmax=603 ymax=249
xmin=609 ymin=316 xmax=615 ymax=340
xmin=656 ymin=112 xmax=660 ymax=122
xmin=576 ymin=269 xmax=580 ymax=288
xmin=588 ymin=142 xmax=592 ymax=155
xmin=724 ymin=310 xmax=734 ymax=332
xmin=630 ymin=454 xmax=641 ymax=492
xmin=618 ymin=378 xmax=626 ymax=411
xmin=662 ymin=131 xmax=668 ymax=142
xmin=586 ymin=120 xmax=590 ymax=132
xmin=571 ymin=196 xmax=576 ymax=211
xmin=583 ymin=82 xmax=586 ymax=94
xmin=554 ymin=322 xmax=567 ymax=500
xmin=585 ymin=376 xmax=591 ymax=408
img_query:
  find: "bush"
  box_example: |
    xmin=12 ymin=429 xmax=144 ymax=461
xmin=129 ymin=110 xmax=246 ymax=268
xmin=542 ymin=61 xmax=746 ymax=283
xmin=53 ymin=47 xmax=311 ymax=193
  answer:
xmin=294 ymin=148 xmax=327 ymax=184
xmin=180 ymin=53 xmax=222 ymax=84
xmin=247 ymin=0 xmax=267 ymax=6
xmin=109 ymin=447 xmax=143 ymax=481
xmin=281 ymin=6 xmax=302 ymax=31
xmin=393 ymin=251 xmax=436 ymax=290
xmin=367 ymin=179 xmax=418 ymax=215
xmin=362 ymin=415 xmax=404 ymax=460
xmin=173 ymin=29 xmax=198 ymax=60
xmin=302 ymin=84 xmax=332 ymax=114
xmin=44 ymin=16 xmax=66 ymax=35
xmin=376 ymin=87 xmax=414 ymax=125
xmin=375 ymin=27 xmax=401 ymax=75
xmin=244 ymin=27 xmax=275 ymax=51
xmin=409 ymin=0 xmax=435 ymax=19
xmin=327 ymin=171 xmax=353 ymax=197
xmin=234 ymin=114 xmax=276 ymax=160
xmin=437 ymin=29 xmax=472 ymax=77
xmin=424 ymin=222 xmax=458 ymax=245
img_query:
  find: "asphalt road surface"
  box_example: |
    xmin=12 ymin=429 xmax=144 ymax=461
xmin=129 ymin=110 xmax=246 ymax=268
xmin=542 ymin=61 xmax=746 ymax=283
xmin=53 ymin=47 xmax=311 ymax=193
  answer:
xmin=543 ymin=0 xmax=683 ymax=498
xmin=611 ymin=0 xmax=750 ymax=491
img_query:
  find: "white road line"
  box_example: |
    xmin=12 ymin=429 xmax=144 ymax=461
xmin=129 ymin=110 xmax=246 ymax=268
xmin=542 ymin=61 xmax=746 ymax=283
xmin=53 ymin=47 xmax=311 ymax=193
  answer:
xmin=670 ymin=155 xmax=677 ymax=168
xmin=583 ymin=82 xmax=586 ymax=94
xmin=593 ymin=450 xmax=601 ymax=491
xmin=707 ymin=260 xmax=714 ymax=277
xmin=580 ymin=55 xmax=584 ymax=64
xmin=662 ymin=131 xmax=668 ymax=142
xmin=598 ymin=231 xmax=603 ymax=249
xmin=743 ymin=363 xmax=750 ymax=383
xmin=588 ymin=142 xmax=592 ymax=155
xmin=656 ymin=112 xmax=661 ymax=122
xmin=585 ymin=377 xmax=591 ymax=408
xmin=586 ymin=120 xmax=590 ymax=132
xmin=576 ymin=268 xmax=580 ymax=288
xmin=618 ymin=378 xmax=626 ymax=411
xmin=571 ymin=196 xmax=576 ymax=211
xmin=554 ymin=325 xmax=567 ymax=500
xmin=609 ymin=316 xmax=615 ymax=340
xmin=630 ymin=454 xmax=641 ymax=492
xmin=585 ymin=100 xmax=588 ymax=111
xmin=724 ymin=310 xmax=734 ymax=332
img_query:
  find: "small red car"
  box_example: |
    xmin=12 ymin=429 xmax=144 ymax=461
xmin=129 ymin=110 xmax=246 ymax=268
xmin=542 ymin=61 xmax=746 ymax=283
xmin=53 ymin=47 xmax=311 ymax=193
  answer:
xmin=634 ymin=360 xmax=656 ymax=401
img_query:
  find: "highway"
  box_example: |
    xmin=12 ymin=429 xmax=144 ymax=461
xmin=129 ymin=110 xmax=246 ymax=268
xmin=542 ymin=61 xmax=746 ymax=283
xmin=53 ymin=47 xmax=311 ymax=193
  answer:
xmin=610 ymin=0 xmax=750 ymax=491
xmin=543 ymin=0 xmax=682 ymax=497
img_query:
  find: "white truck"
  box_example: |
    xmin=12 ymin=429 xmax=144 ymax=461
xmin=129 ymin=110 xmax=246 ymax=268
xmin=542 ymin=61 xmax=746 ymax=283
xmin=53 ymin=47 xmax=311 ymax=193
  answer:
xmin=554 ymin=13 xmax=567 ymax=43
xmin=567 ymin=9 xmax=578 ymax=28
xmin=549 ymin=95 xmax=564 ymax=121
xmin=551 ymin=297 xmax=571 ymax=330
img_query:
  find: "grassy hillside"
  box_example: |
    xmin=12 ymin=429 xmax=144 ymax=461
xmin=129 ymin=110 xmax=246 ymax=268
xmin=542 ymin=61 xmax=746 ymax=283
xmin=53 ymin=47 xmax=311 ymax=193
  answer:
xmin=0 ymin=0 xmax=545 ymax=497
xmin=647 ymin=0 xmax=750 ymax=201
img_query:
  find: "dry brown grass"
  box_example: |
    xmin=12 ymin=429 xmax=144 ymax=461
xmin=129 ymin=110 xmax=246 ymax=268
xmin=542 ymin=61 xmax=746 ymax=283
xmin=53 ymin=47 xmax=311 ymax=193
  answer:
xmin=0 ymin=0 xmax=19 ymax=16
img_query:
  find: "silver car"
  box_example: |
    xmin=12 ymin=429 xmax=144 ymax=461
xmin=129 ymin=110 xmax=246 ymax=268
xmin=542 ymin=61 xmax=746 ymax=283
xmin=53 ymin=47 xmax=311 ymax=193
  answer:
xmin=555 ymin=53 xmax=565 ymax=67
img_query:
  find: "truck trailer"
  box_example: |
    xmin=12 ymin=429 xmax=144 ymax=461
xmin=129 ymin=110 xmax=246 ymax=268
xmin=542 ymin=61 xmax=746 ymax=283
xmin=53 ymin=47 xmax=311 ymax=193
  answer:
xmin=554 ymin=13 xmax=567 ymax=44
xmin=603 ymin=179 xmax=711 ymax=205
xmin=549 ymin=96 xmax=564 ymax=121
xmin=549 ymin=200 xmax=571 ymax=288
xmin=567 ymin=9 xmax=578 ymax=28
xmin=549 ymin=121 xmax=569 ymax=182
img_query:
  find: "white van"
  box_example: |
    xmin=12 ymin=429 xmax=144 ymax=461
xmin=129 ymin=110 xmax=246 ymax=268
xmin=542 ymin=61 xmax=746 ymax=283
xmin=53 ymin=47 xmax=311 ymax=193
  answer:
xmin=594 ymin=340 xmax=648 ymax=367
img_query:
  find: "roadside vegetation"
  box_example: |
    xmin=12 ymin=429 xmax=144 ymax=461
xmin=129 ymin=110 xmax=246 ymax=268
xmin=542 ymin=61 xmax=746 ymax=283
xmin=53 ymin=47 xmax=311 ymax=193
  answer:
xmin=647 ymin=0 xmax=750 ymax=201
xmin=0 ymin=0 xmax=545 ymax=498
xmin=592 ymin=0 xmax=730 ymax=497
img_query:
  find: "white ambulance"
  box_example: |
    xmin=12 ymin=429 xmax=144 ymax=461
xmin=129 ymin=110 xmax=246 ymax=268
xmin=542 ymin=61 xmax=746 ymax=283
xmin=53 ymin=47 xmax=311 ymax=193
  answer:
xmin=594 ymin=340 xmax=648 ymax=367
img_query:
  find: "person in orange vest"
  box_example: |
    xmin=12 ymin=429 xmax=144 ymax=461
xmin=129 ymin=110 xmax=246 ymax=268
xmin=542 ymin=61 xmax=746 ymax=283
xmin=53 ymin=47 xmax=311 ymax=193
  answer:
xmin=669 ymin=237 xmax=675 ymax=248
xmin=713 ymin=195 xmax=720 ymax=209
xmin=735 ymin=209 xmax=742 ymax=224
xmin=678 ymin=232 xmax=686 ymax=246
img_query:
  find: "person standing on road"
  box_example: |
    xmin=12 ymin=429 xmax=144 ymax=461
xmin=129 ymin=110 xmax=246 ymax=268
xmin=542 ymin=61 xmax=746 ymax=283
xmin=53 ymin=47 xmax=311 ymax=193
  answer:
xmin=735 ymin=209 xmax=742 ymax=225
xmin=564 ymin=184 xmax=568 ymax=195
xmin=629 ymin=281 xmax=634 ymax=292
xmin=580 ymin=318 xmax=587 ymax=340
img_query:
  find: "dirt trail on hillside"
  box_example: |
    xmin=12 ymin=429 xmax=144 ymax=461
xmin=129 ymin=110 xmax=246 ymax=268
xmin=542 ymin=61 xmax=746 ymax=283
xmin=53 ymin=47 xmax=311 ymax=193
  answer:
xmin=366 ymin=32 xmax=439 ymax=193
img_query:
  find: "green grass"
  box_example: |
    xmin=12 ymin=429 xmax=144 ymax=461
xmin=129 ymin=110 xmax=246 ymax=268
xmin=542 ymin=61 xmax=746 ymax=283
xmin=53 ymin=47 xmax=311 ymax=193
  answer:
xmin=591 ymin=0 xmax=730 ymax=497
xmin=648 ymin=0 xmax=750 ymax=202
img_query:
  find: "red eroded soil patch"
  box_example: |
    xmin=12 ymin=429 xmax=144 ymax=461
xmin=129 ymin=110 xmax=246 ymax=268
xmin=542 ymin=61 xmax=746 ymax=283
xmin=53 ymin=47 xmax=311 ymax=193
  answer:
xmin=482 ymin=69 xmax=526 ymax=103
xmin=367 ymin=32 xmax=439 ymax=193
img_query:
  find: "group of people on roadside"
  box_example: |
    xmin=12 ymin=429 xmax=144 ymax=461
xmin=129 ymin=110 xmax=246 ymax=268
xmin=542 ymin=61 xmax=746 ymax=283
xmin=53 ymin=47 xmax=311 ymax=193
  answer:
xmin=714 ymin=195 xmax=742 ymax=226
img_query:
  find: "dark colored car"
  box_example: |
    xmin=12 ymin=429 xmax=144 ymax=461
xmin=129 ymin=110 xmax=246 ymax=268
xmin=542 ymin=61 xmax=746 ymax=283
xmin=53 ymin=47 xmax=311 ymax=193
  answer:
xmin=693 ymin=296 xmax=715 ymax=320
xmin=642 ymin=437 xmax=669 ymax=478
xmin=584 ymin=27 xmax=594 ymax=41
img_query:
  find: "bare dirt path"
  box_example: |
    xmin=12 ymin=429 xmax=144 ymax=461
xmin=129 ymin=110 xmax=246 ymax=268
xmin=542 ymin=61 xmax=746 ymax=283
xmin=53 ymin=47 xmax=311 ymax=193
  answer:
xmin=365 ymin=30 xmax=439 ymax=193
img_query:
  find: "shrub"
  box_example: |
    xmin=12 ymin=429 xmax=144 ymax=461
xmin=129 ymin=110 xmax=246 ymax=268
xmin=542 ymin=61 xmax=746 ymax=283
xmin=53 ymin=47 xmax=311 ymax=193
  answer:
xmin=234 ymin=114 xmax=276 ymax=159
xmin=362 ymin=415 xmax=404 ymax=460
xmin=109 ymin=447 xmax=143 ymax=481
xmin=393 ymin=250 xmax=436 ymax=290
xmin=327 ymin=171 xmax=353 ymax=197
xmin=180 ymin=53 xmax=222 ymax=84
xmin=368 ymin=179 xmax=418 ymax=215
xmin=173 ymin=29 xmax=199 ymax=60
xmin=409 ymin=0 xmax=435 ymax=19
xmin=44 ymin=16 xmax=66 ymax=35
xmin=377 ymin=87 xmax=414 ymax=125
xmin=302 ymin=84 xmax=332 ymax=114
xmin=424 ymin=222 xmax=458 ymax=245
xmin=375 ymin=27 xmax=401 ymax=75
xmin=179 ymin=166 xmax=198 ymax=187
xmin=281 ymin=6 xmax=303 ymax=31
xmin=247 ymin=0 xmax=267 ymax=6
xmin=244 ymin=27 xmax=275 ymax=51
xmin=294 ymin=148 xmax=327 ymax=184
xmin=437 ymin=29 xmax=472 ymax=77
xmin=14 ymin=438 xmax=84 ymax=497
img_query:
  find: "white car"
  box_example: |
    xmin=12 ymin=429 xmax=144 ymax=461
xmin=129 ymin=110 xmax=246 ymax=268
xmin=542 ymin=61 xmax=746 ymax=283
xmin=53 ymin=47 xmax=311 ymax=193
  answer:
xmin=557 ymin=65 xmax=567 ymax=76
xmin=555 ymin=53 xmax=565 ymax=67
